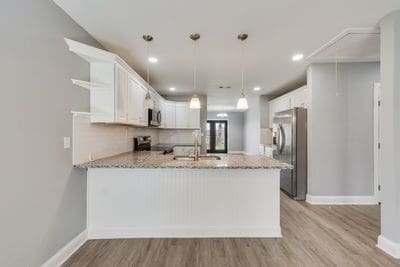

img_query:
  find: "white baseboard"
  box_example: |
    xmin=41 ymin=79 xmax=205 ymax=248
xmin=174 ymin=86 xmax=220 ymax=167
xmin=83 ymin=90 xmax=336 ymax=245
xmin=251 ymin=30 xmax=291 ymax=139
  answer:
xmin=306 ymin=194 xmax=377 ymax=205
xmin=41 ymin=229 xmax=87 ymax=267
xmin=88 ymin=226 xmax=282 ymax=239
xmin=377 ymin=235 xmax=400 ymax=259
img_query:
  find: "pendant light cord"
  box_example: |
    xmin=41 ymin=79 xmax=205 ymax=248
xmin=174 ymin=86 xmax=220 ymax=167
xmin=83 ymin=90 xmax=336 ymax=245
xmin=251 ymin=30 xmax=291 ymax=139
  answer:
xmin=146 ymin=42 xmax=150 ymax=93
xmin=241 ymin=41 xmax=244 ymax=95
xmin=193 ymin=40 xmax=197 ymax=91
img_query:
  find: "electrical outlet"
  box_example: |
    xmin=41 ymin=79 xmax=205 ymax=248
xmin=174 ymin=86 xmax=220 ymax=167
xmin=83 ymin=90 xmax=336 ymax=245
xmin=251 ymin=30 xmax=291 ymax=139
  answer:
xmin=63 ymin=137 xmax=71 ymax=149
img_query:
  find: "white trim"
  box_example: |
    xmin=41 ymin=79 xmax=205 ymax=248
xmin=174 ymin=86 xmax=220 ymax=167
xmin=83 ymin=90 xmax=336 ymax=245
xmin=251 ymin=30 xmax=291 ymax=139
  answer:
xmin=41 ymin=229 xmax=87 ymax=267
xmin=306 ymin=27 xmax=380 ymax=62
xmin=88 ymin=226 xmax=282 ymax=239
xmin=377 ymin=235 xmax=400 ymax=259
xmin=373 ymin=82 xmax=381 ymax=203
xmin=306 ymin=194 xmax=377 ymax=205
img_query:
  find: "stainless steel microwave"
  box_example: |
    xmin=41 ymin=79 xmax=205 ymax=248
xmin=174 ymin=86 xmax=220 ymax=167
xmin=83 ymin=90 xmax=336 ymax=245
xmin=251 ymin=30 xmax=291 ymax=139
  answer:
xmin=148 ymin=108 xmax=161 ymax=127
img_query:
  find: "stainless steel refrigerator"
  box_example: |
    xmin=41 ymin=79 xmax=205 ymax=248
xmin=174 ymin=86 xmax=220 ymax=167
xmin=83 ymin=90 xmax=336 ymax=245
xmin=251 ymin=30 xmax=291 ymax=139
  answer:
xmin=272 ymin=108 xmax=307 ymax=200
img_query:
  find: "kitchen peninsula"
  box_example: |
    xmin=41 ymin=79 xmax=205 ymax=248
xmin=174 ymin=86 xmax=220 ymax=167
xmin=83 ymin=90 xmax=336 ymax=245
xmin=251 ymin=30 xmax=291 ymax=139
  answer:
xmin=77 ymin=152 xmax=291 ymax=239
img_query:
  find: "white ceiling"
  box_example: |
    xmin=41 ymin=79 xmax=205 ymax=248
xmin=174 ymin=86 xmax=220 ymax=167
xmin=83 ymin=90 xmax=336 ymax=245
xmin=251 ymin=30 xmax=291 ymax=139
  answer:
xmin=53 ymin=0 xmax=400 ymax=111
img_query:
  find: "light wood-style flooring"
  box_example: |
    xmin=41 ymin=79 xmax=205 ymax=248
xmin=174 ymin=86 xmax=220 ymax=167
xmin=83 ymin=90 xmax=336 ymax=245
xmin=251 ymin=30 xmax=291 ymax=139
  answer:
xmin=63 ymin=193 xmax=400 ymax=266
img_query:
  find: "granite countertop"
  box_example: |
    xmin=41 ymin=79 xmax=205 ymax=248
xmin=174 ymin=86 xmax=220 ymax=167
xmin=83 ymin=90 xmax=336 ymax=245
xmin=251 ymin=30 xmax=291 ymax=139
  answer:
xmin=75 ymin=151 xmax=292 ymax=170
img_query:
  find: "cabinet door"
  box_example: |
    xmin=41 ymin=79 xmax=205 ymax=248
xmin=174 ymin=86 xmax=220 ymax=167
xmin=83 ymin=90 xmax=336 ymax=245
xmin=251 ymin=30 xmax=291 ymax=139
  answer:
xmin=276 ymin=97 xmax=291 ymax=112
xmin=175 ymin=103 xmax=188 ymax=128
xmin=292 ymin=88 xmax=308 ymax=108
xmin=165 ymin=102 xmax=176 ymax=128
xmin=138 ymin=85 xmax=148 ymax=125
xmin=127 ymin=77 xmax=144 ymax=125
xmin=188 ymin=108 xmax=200 ymax=128
xmin=114 ymin=64 xmax=128 ymax=122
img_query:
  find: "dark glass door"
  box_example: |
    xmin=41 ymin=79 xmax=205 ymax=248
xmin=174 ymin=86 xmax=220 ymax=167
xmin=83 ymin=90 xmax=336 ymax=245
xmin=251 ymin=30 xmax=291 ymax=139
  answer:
xmin=207 ymin=120 xmax=228 ymax=153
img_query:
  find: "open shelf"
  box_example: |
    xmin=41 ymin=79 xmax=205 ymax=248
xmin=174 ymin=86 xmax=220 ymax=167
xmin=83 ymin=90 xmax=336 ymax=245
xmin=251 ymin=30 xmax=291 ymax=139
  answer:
xmin=71 ymin=79 xmax=111 ymax=90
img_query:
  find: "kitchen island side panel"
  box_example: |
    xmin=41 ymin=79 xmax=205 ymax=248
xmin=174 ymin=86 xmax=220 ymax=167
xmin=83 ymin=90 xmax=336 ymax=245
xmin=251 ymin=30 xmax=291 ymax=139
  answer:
xmin=87 ymin=168 xmax=281 ymax=238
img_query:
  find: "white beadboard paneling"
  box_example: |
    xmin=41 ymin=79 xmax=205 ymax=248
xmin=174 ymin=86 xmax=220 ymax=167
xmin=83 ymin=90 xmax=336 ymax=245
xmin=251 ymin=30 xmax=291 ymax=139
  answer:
xmin=87 ymin=168 xmax=281 ymax=238
xmin=72 ymin=113 xmax=159 ymax=164
xmin=159 ymin=129 xmax=199 ymax=144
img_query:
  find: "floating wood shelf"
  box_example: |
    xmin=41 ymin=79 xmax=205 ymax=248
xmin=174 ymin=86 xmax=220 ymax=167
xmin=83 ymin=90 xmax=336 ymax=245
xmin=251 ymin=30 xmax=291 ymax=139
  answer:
xmin=71 ymin=79 xmax=111 ymax=90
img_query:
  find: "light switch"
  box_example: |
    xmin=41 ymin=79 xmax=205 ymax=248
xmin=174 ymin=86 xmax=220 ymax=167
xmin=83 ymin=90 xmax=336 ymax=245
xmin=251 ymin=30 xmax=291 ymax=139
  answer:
xmin=63 ymin=137 xmax=71 ymax=149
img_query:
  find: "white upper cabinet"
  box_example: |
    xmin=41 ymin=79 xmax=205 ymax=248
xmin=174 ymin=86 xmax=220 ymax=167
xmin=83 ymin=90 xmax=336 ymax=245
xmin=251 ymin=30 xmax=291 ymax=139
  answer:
xmin=269 ymin=86 xmax=308 ymax=127
xmin=162 ymin=101 xmax=200 ymax=129
xmin=175 ymin=103 xmax=188 ymax=128
xmin=188 ymin=108 xmax=200 ymax=128
xmin=164 ymin=101 xmax=176 ymax=128
xmin=127 ymin=77 xmax=147 ymax=126
xmin=291 ymin=86 xmax=308 ymax=108
xmin=114 ymin=64 xmax=128 ymax=122
xmin=65 ymin=38 xmax=201 ymax=129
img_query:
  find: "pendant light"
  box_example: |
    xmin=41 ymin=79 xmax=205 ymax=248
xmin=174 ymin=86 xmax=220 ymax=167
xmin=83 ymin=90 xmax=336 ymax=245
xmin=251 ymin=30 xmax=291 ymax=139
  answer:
xmin=143 ymin=34 xmax=155 ymax=109
xmin=237 ymin=33 xmax=248 ymax=110
xmin=189 ymin=33 xmax=201 ymax=109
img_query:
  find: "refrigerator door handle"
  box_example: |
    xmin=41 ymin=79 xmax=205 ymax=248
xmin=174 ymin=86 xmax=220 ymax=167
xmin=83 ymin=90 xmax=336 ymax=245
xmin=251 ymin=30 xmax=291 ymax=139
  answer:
xmin=279 ymin=124 xmax=285 ymax=154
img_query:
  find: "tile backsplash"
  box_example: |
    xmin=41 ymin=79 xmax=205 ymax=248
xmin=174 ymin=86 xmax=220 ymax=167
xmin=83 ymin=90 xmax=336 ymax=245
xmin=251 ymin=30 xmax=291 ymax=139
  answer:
xmin=72 ymin=113 xmax=159 ymax=164
xmin=159 ymin=129 xmax=200 ymax=144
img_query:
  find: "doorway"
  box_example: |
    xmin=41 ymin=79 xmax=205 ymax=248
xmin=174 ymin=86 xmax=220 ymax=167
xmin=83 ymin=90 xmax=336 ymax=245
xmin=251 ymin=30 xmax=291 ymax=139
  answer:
xmin=207 ymin=120 xmax=228 ymax=153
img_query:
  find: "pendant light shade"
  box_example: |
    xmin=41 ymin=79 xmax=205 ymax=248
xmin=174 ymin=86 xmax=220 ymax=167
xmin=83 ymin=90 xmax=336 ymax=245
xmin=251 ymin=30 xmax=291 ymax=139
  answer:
xmin=190 ymin=33 xmax=201 ymax=109
xmin=190 ymin=94 xmax=201 ymax=109
xmin=237 ymin=33 xmax=248 ymax=110
xmin=143 ymin=34 xmax=154 ymax=109
xmin=237 ymin=92 xmax=249 ymax=110
xmin=144 ymin=92 xmax=154 ymax=109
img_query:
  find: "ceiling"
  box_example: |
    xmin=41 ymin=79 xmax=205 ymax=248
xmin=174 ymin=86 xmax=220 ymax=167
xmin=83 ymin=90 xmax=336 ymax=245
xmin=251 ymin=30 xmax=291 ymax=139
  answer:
xmin=53 ymin=0 xmax=400 ymax=111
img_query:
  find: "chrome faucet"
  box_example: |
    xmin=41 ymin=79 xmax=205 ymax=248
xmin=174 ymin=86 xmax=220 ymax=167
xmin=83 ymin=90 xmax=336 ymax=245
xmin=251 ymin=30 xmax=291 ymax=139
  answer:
xmin=193 ymin=130 xmax=201 ymax=161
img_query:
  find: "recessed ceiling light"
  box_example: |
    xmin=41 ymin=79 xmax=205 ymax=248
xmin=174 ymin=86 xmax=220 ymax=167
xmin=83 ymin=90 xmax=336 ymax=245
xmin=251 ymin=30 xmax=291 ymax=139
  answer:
xmin=292 ymin=54 xmax=304 ymax=61
xmin=148 ymin=57 xmax=158 ymax=63
xmin=169 ymin=87 xmax=176 ymax=92
xmin=253 ymin=86 xmax=261 ymax=91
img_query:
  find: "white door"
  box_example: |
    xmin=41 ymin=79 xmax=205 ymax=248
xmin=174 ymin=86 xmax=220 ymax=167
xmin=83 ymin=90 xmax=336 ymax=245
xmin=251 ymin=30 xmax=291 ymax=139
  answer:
xmin=114 ymin=64 xmax=128 ymax=122
xmin=137 ymin=85 xmax=148 ymax=125
xmin=165 ymin=102 xmax=176 ymax=128
xmin=188 ymin=108 xmax=200 ymax=128
xmin=175 ymin=103 xmax=188 ymax=128
xmin=374 ymin=82 xmax=381 ymax=204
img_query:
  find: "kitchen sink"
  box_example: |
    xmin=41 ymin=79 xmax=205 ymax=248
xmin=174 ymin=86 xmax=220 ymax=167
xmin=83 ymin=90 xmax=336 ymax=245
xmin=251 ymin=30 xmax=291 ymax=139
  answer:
xmin=173 ymin=155 xmax=221 ymax=161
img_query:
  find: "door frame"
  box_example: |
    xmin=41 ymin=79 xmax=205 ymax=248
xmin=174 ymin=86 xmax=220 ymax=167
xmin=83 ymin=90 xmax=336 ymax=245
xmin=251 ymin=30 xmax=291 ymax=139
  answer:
xmin=207 ymin=120 xmax=228 ymax=153
xmin=373 ymin=82 xmax=381 ymax=204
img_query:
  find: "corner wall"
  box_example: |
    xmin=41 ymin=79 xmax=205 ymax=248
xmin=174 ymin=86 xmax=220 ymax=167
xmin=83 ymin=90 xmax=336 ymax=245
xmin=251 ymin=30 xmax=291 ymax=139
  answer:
xmin=0 ymin=1 xmax=102 ymax=266
xmin=307 ymin=62 xmax=380 ymax=198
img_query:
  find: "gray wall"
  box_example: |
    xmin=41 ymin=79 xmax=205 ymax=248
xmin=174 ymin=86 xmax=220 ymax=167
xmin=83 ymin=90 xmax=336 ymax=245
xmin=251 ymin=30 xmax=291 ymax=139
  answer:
xmin=207 ymin=112 xmax=244 ymax=152
xmin=0 ymin=1 xmax=102 ymax=266
xmin=308 ymin=62 xmax=380 ymax=196
xmin=380 ymin=11 xmax=400 ymax=245
xmin=243 ymin=94 xmax=261 ymax=154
